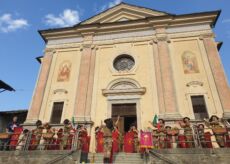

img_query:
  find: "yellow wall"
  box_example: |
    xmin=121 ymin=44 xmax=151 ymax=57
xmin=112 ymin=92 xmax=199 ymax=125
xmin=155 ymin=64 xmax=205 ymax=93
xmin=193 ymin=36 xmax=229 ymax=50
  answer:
xmin=91 ymin=41 xmax=159 ymax=129
xmin=170 ymin=38 xmax=223 ymax=118
xmin=39 ymin=48 xmax=81 ymax=123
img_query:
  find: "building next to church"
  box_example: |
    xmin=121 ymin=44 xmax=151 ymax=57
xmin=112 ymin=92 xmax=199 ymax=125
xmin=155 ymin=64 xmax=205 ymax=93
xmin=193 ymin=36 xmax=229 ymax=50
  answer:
xmin=24 ymin=3 xmax=230 ymax=152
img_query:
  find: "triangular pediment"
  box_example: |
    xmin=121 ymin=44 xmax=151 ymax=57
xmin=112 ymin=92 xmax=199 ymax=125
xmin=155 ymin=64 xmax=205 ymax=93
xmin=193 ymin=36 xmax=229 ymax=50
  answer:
xmin=81 ymin=3 xmax=171 ymax=25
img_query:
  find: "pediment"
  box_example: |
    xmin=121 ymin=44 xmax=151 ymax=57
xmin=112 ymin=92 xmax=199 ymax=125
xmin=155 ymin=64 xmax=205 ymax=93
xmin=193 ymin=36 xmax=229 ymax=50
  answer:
xmin=81 ymin=3 xmax=170 ymax=25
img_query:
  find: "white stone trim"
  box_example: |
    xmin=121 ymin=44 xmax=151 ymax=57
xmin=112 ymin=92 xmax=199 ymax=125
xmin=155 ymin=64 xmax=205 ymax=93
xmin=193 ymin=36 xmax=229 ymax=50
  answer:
xmin=166 ymin=24 xmax=210 ymax=34
xmin=47 ymin=37 xmax=83 ymax=45
xmin=93 ymin=29 xmax=155 ymax=41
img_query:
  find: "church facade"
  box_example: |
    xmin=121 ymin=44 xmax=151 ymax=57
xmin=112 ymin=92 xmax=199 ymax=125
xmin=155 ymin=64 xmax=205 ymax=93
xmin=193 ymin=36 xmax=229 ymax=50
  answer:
xmin=25 ymin=3 xmax=230 ymax=151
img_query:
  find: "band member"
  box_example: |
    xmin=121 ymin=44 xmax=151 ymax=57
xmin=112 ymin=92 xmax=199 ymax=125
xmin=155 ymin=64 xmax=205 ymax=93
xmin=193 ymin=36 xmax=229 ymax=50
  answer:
xmin=101 ymin=118 xmax=114 ymax=163
xmin=95 ymin=126 xmax=104 ymax=153
xmin=60 ymin=119 xmax=75 ymax=150
xmin=78 ymin=125 xmax=90 ymax=153
xmin=112 ymin=125 xmax=120 ymax=153
xmin=124 ymin=129 xmax=134 ymax=153
xmin=155 ymin=119 xmax=166 ymax=149
xmin=16 ymin=129 xmax=29 ymax=150
xmin=78 ymin=125 xmax=90 ymax=163
xmin=30 ymin=120 xmax=44 ymax=150
xmin=165 ymin=126 xmax=172 ymax=148
xmin=112 ymin=116 xmax=121 ymax=153
xmin=179 ymin=117 xmax=194 ymax=148
xmin=152 ymin=129 xmax=159 ymax=149
xmin=42 ymin=123 xmax=55 ymax=150
xmin=205 ymin=115 xmax=226 ymax=148
xmin=130 ymin=124 xmax=139 ymax=152
xmin=197 ymin=124 xmax=207 ymax=148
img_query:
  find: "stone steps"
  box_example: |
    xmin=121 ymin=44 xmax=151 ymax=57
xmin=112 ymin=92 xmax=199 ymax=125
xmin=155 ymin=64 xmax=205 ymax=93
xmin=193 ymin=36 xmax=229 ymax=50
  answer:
xmin=87 ymin=153 xmax=145 ymax=164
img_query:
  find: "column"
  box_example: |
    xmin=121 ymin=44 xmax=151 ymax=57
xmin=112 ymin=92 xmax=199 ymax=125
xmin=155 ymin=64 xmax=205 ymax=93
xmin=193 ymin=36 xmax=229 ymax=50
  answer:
xmin=26 ymin=49 xmax=54 ymax=123
xmin=74 ymin=34 xmax=96 ymax=123
xmin=154 ymin=28 xmax=180 ymax=119
xmin=202 ymin=34 xmax=230 ymax=118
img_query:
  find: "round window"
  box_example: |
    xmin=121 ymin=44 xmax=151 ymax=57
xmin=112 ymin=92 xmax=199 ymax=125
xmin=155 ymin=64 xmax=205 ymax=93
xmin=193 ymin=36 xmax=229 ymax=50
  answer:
xmin=113 ymin=54 xmax=135 ymax=71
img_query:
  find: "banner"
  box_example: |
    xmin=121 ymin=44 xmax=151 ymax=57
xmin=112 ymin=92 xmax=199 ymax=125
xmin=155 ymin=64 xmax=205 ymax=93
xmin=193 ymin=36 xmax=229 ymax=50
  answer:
xmin=140 ymin=131 xmax=153 ymax=149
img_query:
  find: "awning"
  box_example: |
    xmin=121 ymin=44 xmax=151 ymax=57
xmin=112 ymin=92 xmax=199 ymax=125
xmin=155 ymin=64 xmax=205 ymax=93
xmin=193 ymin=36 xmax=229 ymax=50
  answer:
xmin=0 ymin=80 xmax=15 ymax=93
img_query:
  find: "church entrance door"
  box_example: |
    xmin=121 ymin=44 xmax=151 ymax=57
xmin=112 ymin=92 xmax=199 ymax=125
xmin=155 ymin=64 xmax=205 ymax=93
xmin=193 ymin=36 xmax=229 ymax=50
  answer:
xmin=112 ymin=103 xmax=137 ymax=135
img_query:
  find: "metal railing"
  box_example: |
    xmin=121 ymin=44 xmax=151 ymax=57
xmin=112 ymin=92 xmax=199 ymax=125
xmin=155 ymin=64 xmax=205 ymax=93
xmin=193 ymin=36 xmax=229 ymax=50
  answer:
xmin=0 ymin=126 xmax=230 ymax=152
xmin=149 ymin=126 xmax=230 ymax=149
xmin=0 ymin=129 xmax=80 ymax=152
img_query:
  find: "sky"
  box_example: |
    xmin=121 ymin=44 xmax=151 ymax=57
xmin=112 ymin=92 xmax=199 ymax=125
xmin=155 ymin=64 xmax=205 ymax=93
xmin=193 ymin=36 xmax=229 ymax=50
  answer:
xmin=0 ymin=0 xmax=230 ymax=111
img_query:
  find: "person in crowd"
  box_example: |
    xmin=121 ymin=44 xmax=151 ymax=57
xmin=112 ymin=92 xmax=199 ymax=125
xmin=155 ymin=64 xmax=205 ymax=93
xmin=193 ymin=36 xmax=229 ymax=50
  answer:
xmin=16 ymin=129 xmax=29 ymax=150
xmin=95 ymin=126 xmax=104 ymax=153
xmin=179 ymin=117 xmax=194 ymax=148
xmin=2 ymin=116 xmax=20 ymax=150
xmin=60 ymin=119 xmax=75 ymax=150
xmin=6 ymin=116 xmax=19 ymax=133
xmin=204 ymin=115 xmax=226 ymax=148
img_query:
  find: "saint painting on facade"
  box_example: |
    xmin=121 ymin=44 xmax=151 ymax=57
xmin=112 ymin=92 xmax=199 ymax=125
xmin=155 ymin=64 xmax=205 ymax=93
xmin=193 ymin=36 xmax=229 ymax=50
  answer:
xmin=182 ymin=51 xmax=199 ymax=74
xmin=57 ymin=61 xmax=71 ymax=82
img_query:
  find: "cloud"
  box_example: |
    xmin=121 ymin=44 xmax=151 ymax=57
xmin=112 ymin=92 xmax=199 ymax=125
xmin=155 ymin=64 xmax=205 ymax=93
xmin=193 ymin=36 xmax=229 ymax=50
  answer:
xmin=100 ymin=0 xmax=122 ymax=12
xmin=109 ymin=0 xmax=122 ymax=8
xmin=45 ymin=9 xmax=80 ymax=27
xmin=0 ymin=13 xmax=28 ymax=33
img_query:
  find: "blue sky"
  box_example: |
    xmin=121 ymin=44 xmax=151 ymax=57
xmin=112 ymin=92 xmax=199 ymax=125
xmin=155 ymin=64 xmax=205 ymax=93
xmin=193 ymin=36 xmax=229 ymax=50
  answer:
xmin=0 ymin=0 xmax=230 ymax=111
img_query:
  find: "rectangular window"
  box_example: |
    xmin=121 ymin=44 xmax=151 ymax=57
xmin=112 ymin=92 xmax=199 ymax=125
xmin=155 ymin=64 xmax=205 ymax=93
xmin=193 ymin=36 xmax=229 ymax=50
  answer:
xmin=191 ymin=95 xmax=209 ymax=120
xmin=50 ymin=102 xmax=64 ymax=124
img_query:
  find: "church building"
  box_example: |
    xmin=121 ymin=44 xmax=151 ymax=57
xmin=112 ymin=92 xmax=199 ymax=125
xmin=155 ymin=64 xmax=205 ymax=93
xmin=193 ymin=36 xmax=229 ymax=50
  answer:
xmin=25 ymin=3 xmax=230 ymax=152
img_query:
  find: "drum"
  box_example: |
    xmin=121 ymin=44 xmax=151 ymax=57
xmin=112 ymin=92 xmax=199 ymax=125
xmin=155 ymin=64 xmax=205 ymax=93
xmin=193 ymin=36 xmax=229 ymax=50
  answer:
xmin=212 ymin=128 xmax=227 ymax=135
xmin=167 ymin=129 xmax=179 ymax=136
xmin=43 ymin=133 xmax=54 ymax=139
xmin=0 ymin=133 xmax=10 ymax=139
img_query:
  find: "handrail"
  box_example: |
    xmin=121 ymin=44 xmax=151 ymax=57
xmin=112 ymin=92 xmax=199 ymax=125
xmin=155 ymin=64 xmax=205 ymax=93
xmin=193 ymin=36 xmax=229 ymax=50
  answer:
xmin=149 ymin=149 xmax=177 ymax=164
xmin=45 ymin=131 xmax=80 ymax=164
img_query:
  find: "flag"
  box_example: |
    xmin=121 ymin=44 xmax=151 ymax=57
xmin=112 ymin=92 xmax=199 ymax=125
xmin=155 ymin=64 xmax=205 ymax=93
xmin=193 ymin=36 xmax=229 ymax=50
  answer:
xmin=153 ymin=114 xmax=158 ymax=125
xmin=72 ymin=117 xmax=75 ymax=124
xmin=153 ymin=114 xmax=161 ymax=130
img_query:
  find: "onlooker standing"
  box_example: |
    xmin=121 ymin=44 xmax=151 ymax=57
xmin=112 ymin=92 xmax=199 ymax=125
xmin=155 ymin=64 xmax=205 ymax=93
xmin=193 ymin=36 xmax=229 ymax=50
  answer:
xmin=1 ymin=116 xmax=19 ymax=150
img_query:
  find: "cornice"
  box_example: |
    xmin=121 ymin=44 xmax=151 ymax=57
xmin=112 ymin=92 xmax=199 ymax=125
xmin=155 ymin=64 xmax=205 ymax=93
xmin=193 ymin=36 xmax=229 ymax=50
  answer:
xmin=39 ymin=10 xmax=220 ymax=42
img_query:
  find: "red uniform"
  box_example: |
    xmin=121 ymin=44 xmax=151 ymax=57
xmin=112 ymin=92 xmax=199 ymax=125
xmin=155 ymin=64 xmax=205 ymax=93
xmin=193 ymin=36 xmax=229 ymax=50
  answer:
xmin=124 ymin=131 xmax=134 ymax=153
xmin=80 ymin=131 xmax=90 ymax=153
xmin=204 ymin=132 xmax=213 ymax=148
xmin=10 ymin=127 xmax=23 ymax=150
xmin=112 ymin=129 xmax=119 ymax=153
xmin=178 ymin=135 xmax=186 ymax=148
xmin=96 ymin=131 xmax=104 ymax=153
